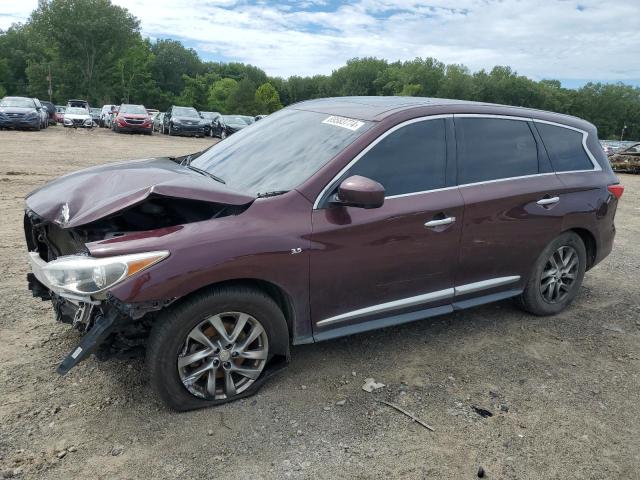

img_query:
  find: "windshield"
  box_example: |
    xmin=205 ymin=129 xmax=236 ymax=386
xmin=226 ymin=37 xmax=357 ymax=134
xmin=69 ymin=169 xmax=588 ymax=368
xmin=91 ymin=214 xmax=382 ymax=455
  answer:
xmin=120 ymin=104 xmax=147 ymax=114
xmin=201 ymin=112 xmax=219 ymax=119
xmin=66 ymin=107 xmax=88 ymax=115
xmin=90 ymin=108 xmax=101 ymax=114
xmin=0 ymin=97 xmax=36 ymax=108
xmin=240 ymin=116 xmax=255 ymax=125
xmin=222 ymin=115 xmax=248 ymax=126
xmin=173 ymin=107 xmax=199 ymax=118
xmin=191 ymin=108 xmax=373 ymax=196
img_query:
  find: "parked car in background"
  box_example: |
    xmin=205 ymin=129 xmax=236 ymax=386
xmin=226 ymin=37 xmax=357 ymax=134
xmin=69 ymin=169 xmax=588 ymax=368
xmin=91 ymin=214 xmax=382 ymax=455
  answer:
xmin=163 ymin=105 xmax=207 ymax=137
xmin=62 ymin=107 xmax=93 ymax=128
xmin=54 ymin=106 xmax=66 ymax=124
xmin=146 ymin=108 xmax=159 ymax=117
xmin=609 ymin=142 xmax=640 ymax=174
xmin=153 ymin=112 xmax=165 ymax=133
xmin=33 ymin=98 xmax=48 ymax=129
xmin=200 ymin=111 xmax=221 ymax=137
xmin=239 ymin=115 xmax=255 ymax=125
xmin=67 ymin=99 xmax=90 ymax=110
xmin=22 ymin=97 xmax=623 ymax=410
xmin=112 ymin=104 xmax=153 ymax=135
xmin=255 ymin=114 xmax=267 ymax=121
xmin=40 ymin=101 xmax=57 ymax=125
xmin=89 ymin=108 xmax=101 ymax=126
xmin=211 ymin=115 xmax=251 ymax=139
xmin=0 ymin=96 xmax=44 ymax=130
xmin=99 ymin=105 xmax=116 ymax=127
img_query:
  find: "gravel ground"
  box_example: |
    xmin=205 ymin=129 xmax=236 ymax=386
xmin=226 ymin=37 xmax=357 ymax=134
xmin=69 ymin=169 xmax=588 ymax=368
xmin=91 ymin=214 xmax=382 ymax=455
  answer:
xmin=0 ymin=127 xmax=639 ymax=480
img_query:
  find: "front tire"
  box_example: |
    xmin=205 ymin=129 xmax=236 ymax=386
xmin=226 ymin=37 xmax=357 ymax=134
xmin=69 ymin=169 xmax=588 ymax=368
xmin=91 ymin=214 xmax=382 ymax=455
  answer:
xmin=519 ymin=232 xmax=586 ymax=316
xmin=147 ymin=286 xmax=286 ymax=411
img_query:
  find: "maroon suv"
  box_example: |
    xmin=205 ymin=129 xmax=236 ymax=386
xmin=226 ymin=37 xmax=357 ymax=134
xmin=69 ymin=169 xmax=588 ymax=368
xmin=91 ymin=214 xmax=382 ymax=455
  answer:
xmin=112 ymin=103 xmax=153 ymax=134
xmin=24 ymin=97 xmax=623 ymax=410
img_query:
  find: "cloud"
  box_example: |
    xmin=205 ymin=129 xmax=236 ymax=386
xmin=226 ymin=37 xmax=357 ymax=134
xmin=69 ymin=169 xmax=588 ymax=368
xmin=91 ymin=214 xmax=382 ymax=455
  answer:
xmin=3 ymin=0 xmax=640 ymax=83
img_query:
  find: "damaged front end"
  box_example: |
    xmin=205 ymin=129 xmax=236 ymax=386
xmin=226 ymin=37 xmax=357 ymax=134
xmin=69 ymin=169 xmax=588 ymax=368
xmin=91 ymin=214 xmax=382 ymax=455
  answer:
xmin=23 ymin=158 xmax=255 ymax=374
xmin=24 ymin=209 xmax=174 ymax=373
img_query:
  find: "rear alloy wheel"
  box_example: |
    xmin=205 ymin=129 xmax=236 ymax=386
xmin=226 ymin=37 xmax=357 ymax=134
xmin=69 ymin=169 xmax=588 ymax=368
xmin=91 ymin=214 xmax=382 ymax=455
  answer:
xmin=147 ymin=287 xmax=287 ymax=411
xmin=220 ymin=130 xmax=227 ymax=139
xmin=519 ymin=232 xmax=586 ymax=316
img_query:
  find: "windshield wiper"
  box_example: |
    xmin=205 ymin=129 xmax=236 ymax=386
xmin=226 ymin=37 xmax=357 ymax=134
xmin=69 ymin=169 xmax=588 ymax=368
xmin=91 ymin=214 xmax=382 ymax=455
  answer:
xmin=181 ymin=157 xmax=226 ymax=184
xmin=256 ymin=190 xmax=288 ymax=198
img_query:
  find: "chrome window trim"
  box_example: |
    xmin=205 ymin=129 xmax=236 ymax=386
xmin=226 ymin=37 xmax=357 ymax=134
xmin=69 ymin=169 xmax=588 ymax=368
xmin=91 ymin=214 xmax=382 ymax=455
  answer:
xmin=313 ymin=113 xmax=602 ymax=208
xmin=312 ymin=114 xmax=453 ymax=209
xmin=316 ymin=275 xmax=521 ymax=327
xmin=531 ymin=118 xmax=601 ymax=172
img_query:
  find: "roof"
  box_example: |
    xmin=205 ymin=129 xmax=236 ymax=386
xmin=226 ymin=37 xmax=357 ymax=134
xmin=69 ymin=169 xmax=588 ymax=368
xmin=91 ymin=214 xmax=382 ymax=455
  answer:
xmin=290 ymin=96 xmax=586 ymax=127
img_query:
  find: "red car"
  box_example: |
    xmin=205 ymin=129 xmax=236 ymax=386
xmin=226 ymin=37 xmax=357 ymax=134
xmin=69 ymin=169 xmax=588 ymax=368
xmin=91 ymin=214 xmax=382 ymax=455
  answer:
xmin=112 ymin=104 xmax=153 ymax=135
xmin=24 ymin=97 xmax=622 ymax=410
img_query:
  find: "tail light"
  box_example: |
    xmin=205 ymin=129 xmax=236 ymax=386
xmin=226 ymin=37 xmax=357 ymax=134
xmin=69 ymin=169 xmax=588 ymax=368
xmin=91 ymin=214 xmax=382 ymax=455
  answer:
xmin=608 ymin=184 xmax=624 ymax=199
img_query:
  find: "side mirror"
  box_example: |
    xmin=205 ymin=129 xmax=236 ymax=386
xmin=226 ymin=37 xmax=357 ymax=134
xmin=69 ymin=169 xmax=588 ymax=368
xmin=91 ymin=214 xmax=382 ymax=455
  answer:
xmin=331 ymin=175 xmax=385 ymax=209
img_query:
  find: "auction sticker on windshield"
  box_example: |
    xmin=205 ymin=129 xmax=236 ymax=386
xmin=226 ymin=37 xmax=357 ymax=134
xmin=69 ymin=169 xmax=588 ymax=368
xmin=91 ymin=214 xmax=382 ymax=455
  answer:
xmin=322 ymin=115 xmax=364 ymax=131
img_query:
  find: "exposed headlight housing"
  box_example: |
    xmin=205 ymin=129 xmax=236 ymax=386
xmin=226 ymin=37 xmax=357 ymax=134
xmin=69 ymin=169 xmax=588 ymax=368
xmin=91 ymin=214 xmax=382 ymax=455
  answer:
xmin=42 ymin=251 xmax=169 ymax=295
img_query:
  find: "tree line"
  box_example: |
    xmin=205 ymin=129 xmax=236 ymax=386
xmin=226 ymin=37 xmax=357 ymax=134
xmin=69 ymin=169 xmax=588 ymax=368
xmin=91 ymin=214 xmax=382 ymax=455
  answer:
xmin=1 ymin=0 xmax=638 ymax=139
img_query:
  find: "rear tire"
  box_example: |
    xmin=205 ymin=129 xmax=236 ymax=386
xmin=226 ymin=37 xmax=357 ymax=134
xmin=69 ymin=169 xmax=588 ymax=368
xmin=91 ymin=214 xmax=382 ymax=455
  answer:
xmin=518 ymin=232 xmax=587 ymax=316
xmin=147 ymin=286 xmax=286 ymax=411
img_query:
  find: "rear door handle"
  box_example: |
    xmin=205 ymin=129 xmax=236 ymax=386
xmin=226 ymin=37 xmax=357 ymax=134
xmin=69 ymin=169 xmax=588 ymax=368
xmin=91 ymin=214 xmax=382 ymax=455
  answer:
xmin=536 ymin=196 xmax=560 ymax=206
xmin=424 ymin=216 xmax=456 ymax=228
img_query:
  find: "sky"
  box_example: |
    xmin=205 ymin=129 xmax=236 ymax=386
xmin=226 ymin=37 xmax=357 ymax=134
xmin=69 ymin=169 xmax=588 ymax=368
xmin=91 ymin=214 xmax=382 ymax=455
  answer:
xmin=1 ymin=0 xmax=639 ymax=87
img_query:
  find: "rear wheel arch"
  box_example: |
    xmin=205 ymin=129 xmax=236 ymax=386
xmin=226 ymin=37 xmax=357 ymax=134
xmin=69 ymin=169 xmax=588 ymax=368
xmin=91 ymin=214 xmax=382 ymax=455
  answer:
xmin=566 ymin=227 xmax=596 ymax=270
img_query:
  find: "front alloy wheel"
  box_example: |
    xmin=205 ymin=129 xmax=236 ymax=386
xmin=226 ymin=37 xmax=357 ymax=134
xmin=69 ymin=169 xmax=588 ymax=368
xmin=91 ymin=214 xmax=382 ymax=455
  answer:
xmin=178 ymin=312 xmax=268 ymax=400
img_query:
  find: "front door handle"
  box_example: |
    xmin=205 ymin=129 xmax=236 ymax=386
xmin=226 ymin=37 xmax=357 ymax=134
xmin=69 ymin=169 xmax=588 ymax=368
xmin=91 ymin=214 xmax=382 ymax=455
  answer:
xmin=536 ymin=196 xmax=560 ymax=206
xmin=424 ymin=216 xmax=456 ymax=228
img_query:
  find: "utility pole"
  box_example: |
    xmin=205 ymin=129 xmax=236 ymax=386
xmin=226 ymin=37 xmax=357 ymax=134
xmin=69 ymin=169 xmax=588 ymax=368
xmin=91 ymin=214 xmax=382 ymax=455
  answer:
xmin=620 ymin=124 xmax=626 ymax=142
xmin=47 ymin=64 xmax=53 ymax=103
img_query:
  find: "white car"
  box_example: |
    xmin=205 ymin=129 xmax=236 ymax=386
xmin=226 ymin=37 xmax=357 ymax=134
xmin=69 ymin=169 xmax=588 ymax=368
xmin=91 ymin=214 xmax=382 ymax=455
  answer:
xmin=100 ymin=104 xmax=116 ymax=128
xmin=63 ymin=107 xmax=94 ymax=128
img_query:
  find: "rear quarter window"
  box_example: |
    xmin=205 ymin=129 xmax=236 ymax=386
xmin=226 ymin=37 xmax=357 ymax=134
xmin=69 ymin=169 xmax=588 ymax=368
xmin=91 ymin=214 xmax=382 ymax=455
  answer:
xmin=536 ymin=123 xmax=594 ymax=172
xmin=456 ymin=118 xmax=539 ymax=184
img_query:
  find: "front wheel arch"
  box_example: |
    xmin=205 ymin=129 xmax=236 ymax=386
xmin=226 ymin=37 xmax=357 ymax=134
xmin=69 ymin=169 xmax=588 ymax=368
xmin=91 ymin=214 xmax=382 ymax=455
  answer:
xmin=162 ymin=279 xmax=293 ymax=354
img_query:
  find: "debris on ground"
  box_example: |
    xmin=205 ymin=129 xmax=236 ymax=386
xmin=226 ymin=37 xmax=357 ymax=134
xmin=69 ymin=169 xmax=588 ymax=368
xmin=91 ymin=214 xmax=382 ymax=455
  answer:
xmin=477 ymin=466 xmax=486 ymax=477
xmin=378 ymin=400 xmax=435 ymax=432
xmin=472 ymin=406 xmax=493 ymax=418
xmin=361 ymin=378 xmax=385 ymax=392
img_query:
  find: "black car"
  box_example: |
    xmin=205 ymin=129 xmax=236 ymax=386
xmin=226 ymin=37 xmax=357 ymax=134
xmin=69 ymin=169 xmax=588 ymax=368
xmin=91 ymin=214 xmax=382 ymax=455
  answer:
xmin=209 ymin=115 xmax=252 ymax=139
xmin=0 ymin=96 xmax=44 ymax=131
xmin=199 ymin=111 xmax=221 ymax=137
xmin=40 ymin=101 xmax=57 ymax=124
xmin=163 ymin=106 xmax=207 ymax=137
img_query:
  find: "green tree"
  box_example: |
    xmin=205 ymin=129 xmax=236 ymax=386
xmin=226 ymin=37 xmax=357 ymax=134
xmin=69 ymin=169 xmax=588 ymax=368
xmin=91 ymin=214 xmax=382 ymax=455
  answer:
xmin=255 ymin=82 xmax=282 ymax=113
xmin=151 ymin=39 xmax=202 ymax=97
xmin=207 ymin=78 xmax=238 ymax=113
xmin=29 ymin=0 xmax=140 ymax=103
xmin=225 ymin=78 xmax=257 ymax=114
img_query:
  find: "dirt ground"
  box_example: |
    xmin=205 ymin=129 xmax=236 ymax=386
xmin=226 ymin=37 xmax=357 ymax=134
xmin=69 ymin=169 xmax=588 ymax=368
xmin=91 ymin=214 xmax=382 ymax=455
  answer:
xmin=0 ymin=127 xmax=638 ymax=480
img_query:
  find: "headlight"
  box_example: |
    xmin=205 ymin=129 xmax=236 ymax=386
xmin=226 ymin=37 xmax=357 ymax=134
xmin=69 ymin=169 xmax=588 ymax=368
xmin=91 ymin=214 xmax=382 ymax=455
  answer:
xmin=26 ymin=111 xmax=39 ymax=119
xmin=42 ymin=251 xmax=169 ymax=295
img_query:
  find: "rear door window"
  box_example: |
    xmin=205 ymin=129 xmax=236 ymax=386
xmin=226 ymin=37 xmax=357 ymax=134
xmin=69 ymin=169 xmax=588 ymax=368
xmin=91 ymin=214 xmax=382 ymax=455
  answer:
xmin=344 ymin=118 xmax=447 ymax=197
xmin=456 ymin=118 xmax=539 ymax=184
xmin=535 ymin=123 xmax=593 ymax=172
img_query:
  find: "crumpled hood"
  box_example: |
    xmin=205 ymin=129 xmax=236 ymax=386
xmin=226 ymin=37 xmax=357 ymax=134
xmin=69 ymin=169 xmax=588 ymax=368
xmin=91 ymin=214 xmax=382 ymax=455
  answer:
xmin=26 ymin=157 xmax=255 ymax=228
